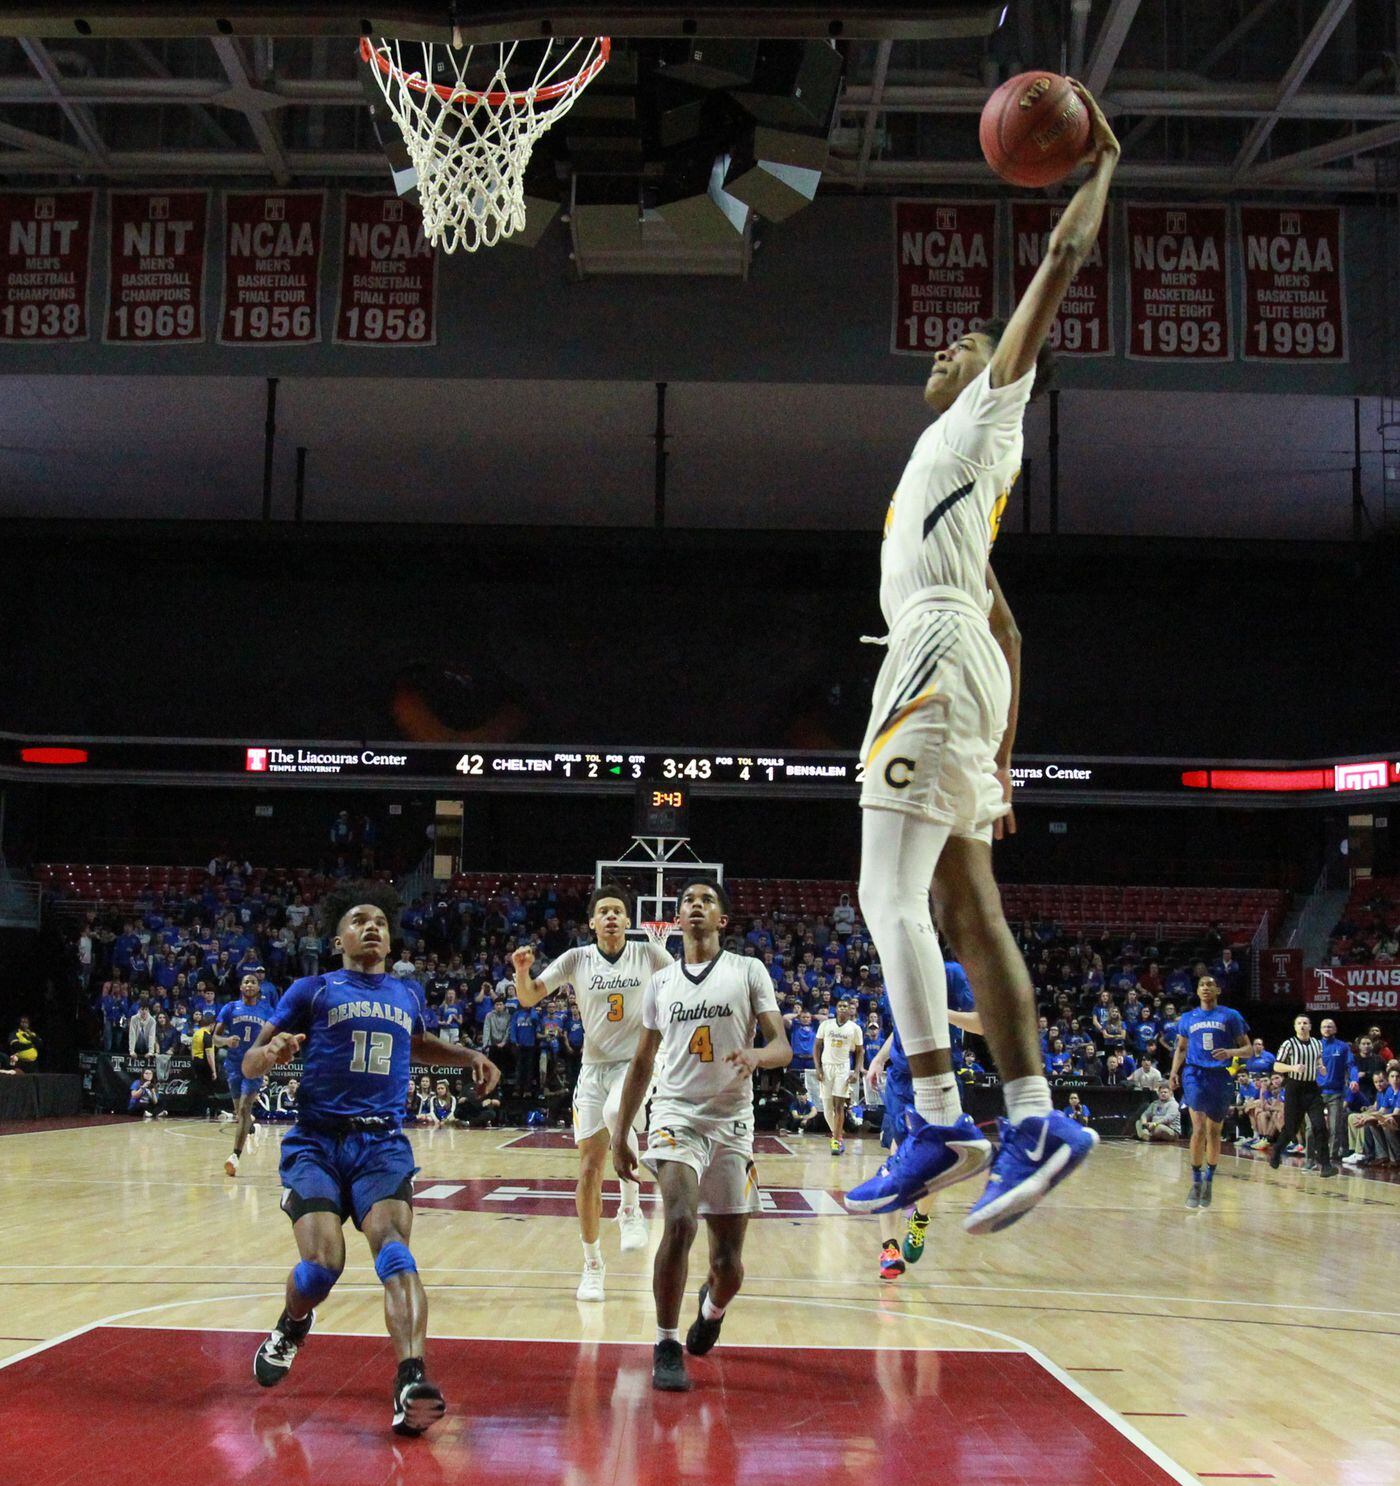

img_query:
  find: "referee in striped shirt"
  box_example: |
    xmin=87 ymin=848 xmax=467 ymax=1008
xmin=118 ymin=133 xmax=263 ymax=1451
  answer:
xmin=1268 ymin=1015 xmax=1336 ymax=1177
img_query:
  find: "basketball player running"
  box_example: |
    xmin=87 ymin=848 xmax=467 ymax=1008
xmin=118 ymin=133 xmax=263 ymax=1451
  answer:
xmin=847 ymin=82 xmax=1119 ymax=1233
xmin=216 ymin=972 xmax=274 ymax=1177
xmin=240 ymin=883 xmax=500 ymax=1436
xmin=815 ymin=999 xmax=865 ymax=1155
xmin=1169 ymin=975 xmax=1252 ymax=1208
xmin=512 ymin=884 xmax=672 ymax=1301
xmin=611 ymin=878 xmax=791 ymax=1393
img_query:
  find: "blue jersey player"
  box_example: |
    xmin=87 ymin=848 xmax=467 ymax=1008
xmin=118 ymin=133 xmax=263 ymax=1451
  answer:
xmin=1168 ymin=975 xmax=1251 ymax=1210
xmin=241 ymin=883 xmax=500 ymax=1436
xmin=867 ymin=960 xmax=982 ymax=1279
xmin=215 ymin=973 xmax=274 ymax=1178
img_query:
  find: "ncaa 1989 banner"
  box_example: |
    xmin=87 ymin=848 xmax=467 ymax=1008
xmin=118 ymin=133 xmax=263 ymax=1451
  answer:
xmin=891 ymin=199 xmax=998 ymax=357
xmin=1239 ymin=204 xmax=1347 ymax=363
xmin=1125 ymin=202 xmax=1232 ymax=361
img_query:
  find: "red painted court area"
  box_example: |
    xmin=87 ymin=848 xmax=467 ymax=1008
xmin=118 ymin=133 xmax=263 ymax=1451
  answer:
xmin=2 ymin=1329 xmax=1186 ymax=1486
xmin=500 ymin=1129 xmax=796 ymax=1154
xmin=414 ymin=1176 xmax=847 ymax=1216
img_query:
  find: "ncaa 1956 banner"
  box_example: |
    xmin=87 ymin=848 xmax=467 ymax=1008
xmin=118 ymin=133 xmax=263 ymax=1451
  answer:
xmin=0 ymin=188 xmax=95 ymax=342
xmin=218 ymin=189 xmax=325 ymax=346
xmin=1239 ymin=205 xmax=1347 ymax=363
xmin=1125 ymin=202 xmax=1231 ymax=361
xmin=891 ymin=199 xmax=999 ymax=356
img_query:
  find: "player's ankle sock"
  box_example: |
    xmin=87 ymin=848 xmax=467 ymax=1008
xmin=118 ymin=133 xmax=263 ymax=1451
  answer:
xmin=912 ymin=1074 xmax=962 ymax=1125
xmin=618 ymin=1178 xmax=640 ymax=1213
xmin=656 ymin=1327 xmax=680 ymax=1345
xmin=1003 ymin=1076 xmax=1054 ymax=1124
xmin=1205 ymin=1164 xmax=1216 ymax=1183
xmin=1191 ymin=1165 xmax=1203 ymax=1184
xmin=396 ymin=1357 xmax=425 ymax=1386
xmin=582 ymin=1239 xmax=602 ymax=1265
xmin=912 ymin=1209 xmax=929 ymax=1224
xmin=701 ymin=1293 xmax=726 ymax=1322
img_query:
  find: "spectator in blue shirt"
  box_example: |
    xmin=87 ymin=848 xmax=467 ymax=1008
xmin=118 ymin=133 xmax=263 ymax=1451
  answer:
xmin=1348 ymin=1068 xmax=1400 ymax=1165
xmin=509 ymin=1004 xmax=541 ymax=1093
xmin=1065 ymin=1092 xmax=1092 ymax=1126
xmin=1130 ymin=1008 xmax=1159 ymax=1056
xmin=1317 ymin=1017 xmax=1361 ymax=1162
xmin=1242 ymin=1038 xmax=1275 ymax=1077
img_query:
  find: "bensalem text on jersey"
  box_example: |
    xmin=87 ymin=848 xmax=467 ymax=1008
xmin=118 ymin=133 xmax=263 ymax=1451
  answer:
xmin=533 ymin=940 xmax=672 ymax=1064
xmin=643 ymin=952 xmax=779 ymax=1131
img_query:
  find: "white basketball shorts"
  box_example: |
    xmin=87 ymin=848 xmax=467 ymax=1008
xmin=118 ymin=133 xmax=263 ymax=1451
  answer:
xmin=571 ymin=1059 xmax=643 ymax=1145
xmin=642 ymin=1115 xmax=761 ymax=1217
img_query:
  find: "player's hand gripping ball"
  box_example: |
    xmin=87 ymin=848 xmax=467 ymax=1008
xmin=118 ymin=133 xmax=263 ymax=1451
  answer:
xmin=979 ymin=71 xmax=1091 ymax=187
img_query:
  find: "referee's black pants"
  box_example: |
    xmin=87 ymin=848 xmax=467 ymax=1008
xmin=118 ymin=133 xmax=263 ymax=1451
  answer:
xmin=1277 ymin=1080 xmax=1328 ymax=1162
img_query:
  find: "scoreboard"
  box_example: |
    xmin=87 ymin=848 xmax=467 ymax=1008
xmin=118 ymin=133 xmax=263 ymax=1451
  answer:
xmin=3 ymin=734 xmax=1398 ymax=806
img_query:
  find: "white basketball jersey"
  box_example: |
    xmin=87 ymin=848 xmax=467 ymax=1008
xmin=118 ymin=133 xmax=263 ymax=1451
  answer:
xmin=818 ymin=1017 xmax=863 ymax=1068
xmin=879 ymin=365 xmax=1034 ymax=628
xmin=534 ymin=940 xmax=672 ymax=1064
xmin=643 ymin=951 xmax=779 ymax=1129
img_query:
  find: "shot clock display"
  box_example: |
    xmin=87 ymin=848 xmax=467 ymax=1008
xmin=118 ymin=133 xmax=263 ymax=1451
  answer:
xmin=634 ymin=784 xmax=690 ymax=837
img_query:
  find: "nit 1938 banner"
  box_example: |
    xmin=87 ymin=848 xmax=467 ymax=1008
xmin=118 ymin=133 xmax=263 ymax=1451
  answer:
xmin=891 ymin=199 xmax=998 ymax=357
xmin=218 ymin=189 xmax=325 ymax=346
xmin=104 ymin=189 xmax=210 ymax=345
xmin=1010 ymin=199 xmax=1113 ymax=357
xmin=0 ymin=188 xmax=95 ymax=342
xmin=1239 ymin=204 xmax=1346 ymax=362
xmin=1125 ymin=202 xmax=1231 ymax=361
xmin=334 ymin=192 xmax=437 ymax=347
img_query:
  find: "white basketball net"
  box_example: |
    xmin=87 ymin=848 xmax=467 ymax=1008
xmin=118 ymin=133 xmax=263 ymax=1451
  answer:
xmin=643 ymin=920 xmax=682 ymax=951
xmin=361 ymin=34 xmax=610 ymax=254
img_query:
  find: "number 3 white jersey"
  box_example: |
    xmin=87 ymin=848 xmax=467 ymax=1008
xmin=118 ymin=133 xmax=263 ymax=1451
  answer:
xmin=643 ymin=952 xmax=779 ymax=1131
xmin=879 ymin=365 xmax=1034 ymax=628
xmin=533 ymin=940 xmax=672 ymax=1065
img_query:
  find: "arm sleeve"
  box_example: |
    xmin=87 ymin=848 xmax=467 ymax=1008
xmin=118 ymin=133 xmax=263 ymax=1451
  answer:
xmin=269 ymin=977 xmax=317 ymax=1035
xmin=749 ymin=963 xmax=780 ymax=1019
xmin=641 ymin=974 xmax=661 ymax=1033
xmin=936 ymin=366 xmax=1035 ymax=467
xmin=534 ymin=948 xmax=579 ymax=994
xmin=852 ymin=1024 xmax=865 ymax=1048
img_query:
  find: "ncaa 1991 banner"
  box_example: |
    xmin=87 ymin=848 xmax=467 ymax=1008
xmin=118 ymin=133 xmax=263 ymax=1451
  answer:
xmin=104 ymin=189 xmax=210 ymax=345
xmin=0 ymin=188 xmax=95 ymax=342
xmin=1239 ymin=204 xmax=1347 ymax=363
xmin=334 ymin=193 xmax=438 ymax=347
xmin=890 ymin=199 xmax=998 ymax=357
xmin=1010 ymin=199 xmax=1113 ymax=357
xmin=1125 ymin=202 xmax=1231 ymax=361
xmin=218 ymin=189 xmax=325 ymax=346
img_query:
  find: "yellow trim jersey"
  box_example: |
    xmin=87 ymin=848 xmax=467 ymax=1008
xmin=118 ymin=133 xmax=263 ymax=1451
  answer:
xmin=534 ymin=940 xmax=673 ymax=1065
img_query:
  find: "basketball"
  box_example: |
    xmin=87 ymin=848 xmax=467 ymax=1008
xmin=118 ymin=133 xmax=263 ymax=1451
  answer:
xmin=979 ymin=71 xmax=1091 ymax=188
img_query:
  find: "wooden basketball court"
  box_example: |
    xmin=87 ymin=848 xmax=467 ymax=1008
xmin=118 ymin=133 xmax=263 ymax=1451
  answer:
xmin=2 ymin=1118 xmax=1393 ymax=1486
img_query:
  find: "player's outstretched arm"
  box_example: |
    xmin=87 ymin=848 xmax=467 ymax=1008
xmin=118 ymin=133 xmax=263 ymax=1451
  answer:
xmin=611 ymin=1030 xmax=661 ymax=1183
xmin=948 ymin=1008 xmax=986 ymax=1038
xmin=410 ymin=1033 xmax=501 ymax=1096
xmin=987 ymin=81 xmax=1119 ymax=390
xmin=242 ymin=1023 xmax=305 ymax=1079
xmin=511 ymin=947 xmax=551 ymax=1009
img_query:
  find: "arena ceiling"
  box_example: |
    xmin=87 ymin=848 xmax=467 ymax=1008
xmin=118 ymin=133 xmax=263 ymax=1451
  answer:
xmin=0 ymin=1 xmax=1396 ymax=194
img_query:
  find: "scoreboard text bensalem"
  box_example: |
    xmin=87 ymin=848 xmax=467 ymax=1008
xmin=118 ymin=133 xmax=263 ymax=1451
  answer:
xmin=245 ymin=746 xmax=409 ymax=775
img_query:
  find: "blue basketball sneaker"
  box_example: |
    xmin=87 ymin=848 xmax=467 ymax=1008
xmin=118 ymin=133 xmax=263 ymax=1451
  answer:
xmin=844 ymin=1110 xmax=992 ymax=1215
xmin=963 ymin=1112 xmax=1098 ymax=1235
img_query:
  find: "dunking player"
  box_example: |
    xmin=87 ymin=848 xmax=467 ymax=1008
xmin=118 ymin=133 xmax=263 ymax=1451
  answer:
xmin=1169 ymin=975 xmax=1253 ymax=1207
xmin=847 ymin=83 xmax=1119 ymax=1233
xmin=866 ymin=952 xmax=982 ymax=1279
xmin=240 ymin=883 xmax=499 ymax=1435
xmin=216 ymin=972 xmax=273 ymax=1178
xmin=611 ymin=878 xmax=791 ymax=1393
xmin=814 ymin=998 xmax=865 ymax=1155
xmin=512 ymin=883 xmax=672 ymax=1301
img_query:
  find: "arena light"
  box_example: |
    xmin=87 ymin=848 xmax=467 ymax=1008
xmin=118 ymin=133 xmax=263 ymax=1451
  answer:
xmin=20 ymin=745 xmax=89 ymax=765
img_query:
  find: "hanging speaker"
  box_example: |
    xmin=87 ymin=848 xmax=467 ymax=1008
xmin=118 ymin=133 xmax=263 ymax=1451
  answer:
xmin=658 ymin=39 xmax=759 ymax=90
xmin=733 ymin=41 xmax=843 ymax=131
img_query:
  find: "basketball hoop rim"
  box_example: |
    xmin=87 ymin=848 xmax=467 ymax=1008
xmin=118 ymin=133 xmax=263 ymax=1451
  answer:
xmin=359 ymin=34 xmax=611 ymax=108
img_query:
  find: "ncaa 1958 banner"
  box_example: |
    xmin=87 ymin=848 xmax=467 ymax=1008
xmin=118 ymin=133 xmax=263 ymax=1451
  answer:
xmin=891 ymin=199 xmax=998 ymax=357
xmin=1125 ymin=202 xmax=1232 ymax=361
xmin=1010 ymin=199 xmax=1113 ymax=357
xmin=0 ymin=188 xmax=95 ymax=342
xmin=334 ymin=193 xmax=438 ymax=347
xmin=1239 ymin=204 xmax=1347 ymax=363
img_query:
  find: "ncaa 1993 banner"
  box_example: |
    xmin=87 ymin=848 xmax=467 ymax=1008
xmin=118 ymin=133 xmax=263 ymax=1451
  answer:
xmin=1010 ymin=199 xmax=1113 ymax=357
xmin=891 ymin=199 xmax=998 ymax=357
xmin=334 ymin=193 xmax=438 ymax=347
xmin=0 ymin=188 xmax=95 ymax=343
xmin=1125 ymin=202 xmax=1231 ymax=361
xmin=104 ymin=189 xmax=210 ymax=345
xmin=1239 ymin=205 xmax=1346 ymax=363
xmin=218 ymin=189 xmax=325 ymax=346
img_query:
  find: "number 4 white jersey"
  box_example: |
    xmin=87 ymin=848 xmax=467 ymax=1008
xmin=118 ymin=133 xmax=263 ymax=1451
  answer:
xmin=643 ymin=952 xmax=779 ymax=1131
xmin=533 ymin=940 xmax=672 ymax=1065
xmin=879 ymin=365 xmax=1034 ymax=628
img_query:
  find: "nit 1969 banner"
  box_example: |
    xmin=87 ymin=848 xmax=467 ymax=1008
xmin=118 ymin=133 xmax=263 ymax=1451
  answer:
xmin=334 ymin=193 xmax=437 ymax=347
xmin=104 ymin=190 xmax=210 ymax=345
xmin=1010 ymin=199 xmax=1113 ymax=357
xmin=218 ymin=189 xmax=325 ymax=346
xmin=0 ymin=188 xmax=95 ymax=343
xmin=1125 ymin=202 xmax=1231 ymax=361
xmin=1239 ymin=204 xmax=1346 ymax=363
xmin=890 ymin=199 xmax=998 ymax=357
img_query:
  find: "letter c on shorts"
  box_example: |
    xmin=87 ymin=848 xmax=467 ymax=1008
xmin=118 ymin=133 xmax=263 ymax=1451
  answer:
xmin=884 ymin=757 xmax=916 ymax=789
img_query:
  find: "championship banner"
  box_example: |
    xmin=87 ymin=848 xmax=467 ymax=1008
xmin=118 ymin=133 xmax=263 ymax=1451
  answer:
xmin=1239 ymin=204 xmax=1346 ymax=363
xmin=1125 ymin=202 xmax=1231 ymax=361
xmin=104 ymin=189 xmax=210 ymax=345
xmin=1309 ymin=965 xmax=1400 ymax=1014
xmin=1260 ymin=947 xmax=1302 ymax=1004
xmin=218 ymin=189 xmax=325 ymax=346
xmin=891 ymin=199 xmax=998 ymax=357
xmin=1010 ymin=199 xmax=1113 ymax=357
xmin=334 ymin=192 xmax=438 ymax=347
xmin=0 ymin=188 xmax=95 ymax=343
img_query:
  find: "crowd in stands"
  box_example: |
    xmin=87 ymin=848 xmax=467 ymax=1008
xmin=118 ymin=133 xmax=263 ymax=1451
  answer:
xmin=1327 ymin=877 xmax=1400 ymax=965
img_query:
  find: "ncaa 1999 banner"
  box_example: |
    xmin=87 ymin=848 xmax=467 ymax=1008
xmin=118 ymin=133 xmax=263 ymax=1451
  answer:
xmin=891 ymin=199 xmax=998 ymax=357
xmin=104 ymin=189 xmax=210 ymax=345
xmin=218 ymin=189 xmax=325 ymax=346
xmin=1125 ymin=202 xmax=1231 ymax=361
xmin=0 ymin=188 xmax=95 ymax=342
xmin=1239 ymin=204 xmax=1347 ymax=362
xmin=1010 ymin=199 xmax=1113 ymax=357
xmin=334 ymin=193 xmax=438 ymax=347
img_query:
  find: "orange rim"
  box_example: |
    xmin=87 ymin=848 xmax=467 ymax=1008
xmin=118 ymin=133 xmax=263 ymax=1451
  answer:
xmin=359 ymin=35 xmax=610 ymax=107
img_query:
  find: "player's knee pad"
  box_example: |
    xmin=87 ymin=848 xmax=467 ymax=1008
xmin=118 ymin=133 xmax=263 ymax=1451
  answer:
xmin=374 ymin=1240 xmax=417 ymax=1283
xmin=292 ymin=1259 xmax=340 ymax=1306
